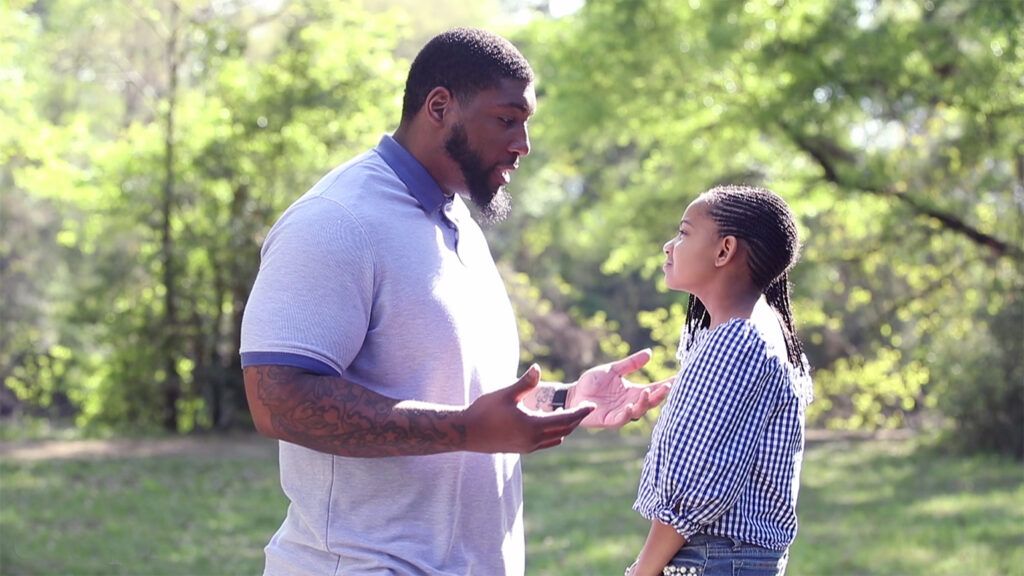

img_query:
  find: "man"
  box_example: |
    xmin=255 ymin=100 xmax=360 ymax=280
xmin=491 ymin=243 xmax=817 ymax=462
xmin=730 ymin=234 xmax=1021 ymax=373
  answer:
xmin=240 ymin=28 xmax=669 ymax=575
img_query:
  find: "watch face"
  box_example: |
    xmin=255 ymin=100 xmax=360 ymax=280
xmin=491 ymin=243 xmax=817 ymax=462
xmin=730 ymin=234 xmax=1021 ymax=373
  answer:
xmin=553 ymin=388 xmax=569 ymax=409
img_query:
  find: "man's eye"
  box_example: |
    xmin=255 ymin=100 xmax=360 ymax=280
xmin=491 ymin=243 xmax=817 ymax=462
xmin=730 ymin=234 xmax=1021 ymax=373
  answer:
xmin=498 ymin=117 xmax=514 ymax=127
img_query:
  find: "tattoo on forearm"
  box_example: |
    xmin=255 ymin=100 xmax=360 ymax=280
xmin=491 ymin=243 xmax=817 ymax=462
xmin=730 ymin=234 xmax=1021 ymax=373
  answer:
xmin=253 ymin=366 xmax=467 ymax=457
xmin=534 ymin=386 xmax=555 ymax=411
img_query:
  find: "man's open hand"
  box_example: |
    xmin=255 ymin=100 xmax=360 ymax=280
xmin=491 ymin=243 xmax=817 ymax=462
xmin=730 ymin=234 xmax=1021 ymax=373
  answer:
xmin=464 ymin=365 xmax=595 ymax=453
xmin=570 ymin=350 xmax=673 ymax=428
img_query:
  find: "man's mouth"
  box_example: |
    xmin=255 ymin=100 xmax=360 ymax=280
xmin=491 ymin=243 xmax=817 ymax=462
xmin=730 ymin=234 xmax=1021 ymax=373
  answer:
xmin=495 ymin=162 xmax=519 ymax=184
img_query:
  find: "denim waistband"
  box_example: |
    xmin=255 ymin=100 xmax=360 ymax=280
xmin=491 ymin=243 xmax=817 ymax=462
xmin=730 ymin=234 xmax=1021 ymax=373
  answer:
xmin=685 ymin=534 xmax=787 ymax=556
xmin=685 ymin=534 xmax=740 ymax=547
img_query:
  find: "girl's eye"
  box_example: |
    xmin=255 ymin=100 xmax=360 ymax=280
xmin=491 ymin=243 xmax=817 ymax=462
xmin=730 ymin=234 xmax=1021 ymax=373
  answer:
xmin=498 ymin=117 xmax=514 ymax=127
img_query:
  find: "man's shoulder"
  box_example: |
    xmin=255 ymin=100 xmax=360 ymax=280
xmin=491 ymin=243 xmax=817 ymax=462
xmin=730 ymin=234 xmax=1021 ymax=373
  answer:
xmin=306 ymin=149 xmax=404 ymax=207
xmin=278 ymin=150 xmax=413 ymax=228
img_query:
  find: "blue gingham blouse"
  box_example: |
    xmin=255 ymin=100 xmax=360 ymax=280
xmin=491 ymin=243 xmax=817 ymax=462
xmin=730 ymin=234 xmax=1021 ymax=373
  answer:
xmin=633 ymin=317 xmax=813 ymax=551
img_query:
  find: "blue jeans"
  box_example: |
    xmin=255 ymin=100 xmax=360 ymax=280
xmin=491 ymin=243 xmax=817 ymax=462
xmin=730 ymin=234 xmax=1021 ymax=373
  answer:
xmin=660 ymin=534 xmax=788 ymax=576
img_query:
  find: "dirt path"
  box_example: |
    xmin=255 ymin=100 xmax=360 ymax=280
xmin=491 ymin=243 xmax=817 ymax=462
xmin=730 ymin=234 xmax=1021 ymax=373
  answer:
xmin=0 ymin=433 xmax=278 ymax=462
xmin=0 ymin=428 xmax=916 ymax=463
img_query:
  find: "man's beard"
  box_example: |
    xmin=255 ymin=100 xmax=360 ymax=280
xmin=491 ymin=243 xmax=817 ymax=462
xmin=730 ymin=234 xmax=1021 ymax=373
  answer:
xmin=443 ymin=123 xmax=512 ymax=224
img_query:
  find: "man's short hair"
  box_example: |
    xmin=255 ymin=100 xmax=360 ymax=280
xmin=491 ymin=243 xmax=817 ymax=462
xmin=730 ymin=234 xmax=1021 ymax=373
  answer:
xmin=401 ymin=28 xmax=534 ymax=122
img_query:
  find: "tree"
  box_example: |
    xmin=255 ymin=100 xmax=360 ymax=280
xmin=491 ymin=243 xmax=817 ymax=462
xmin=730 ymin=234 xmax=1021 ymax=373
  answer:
xmin=2 ymin=0 xmax=406 ymax=432
xmin=507 ymin=0 xmax=1022 ymax=454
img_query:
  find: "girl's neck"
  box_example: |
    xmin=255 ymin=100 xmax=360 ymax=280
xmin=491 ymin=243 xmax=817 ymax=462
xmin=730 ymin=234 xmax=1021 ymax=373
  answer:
xmin=701 ymin=287 xmax=762 ymax=330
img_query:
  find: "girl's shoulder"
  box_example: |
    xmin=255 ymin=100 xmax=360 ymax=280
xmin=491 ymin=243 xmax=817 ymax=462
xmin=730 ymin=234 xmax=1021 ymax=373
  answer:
xmin=708 ymin=317 xmax=762 ymax=345
xmin=687 ymin=318 xmax=767 ymax=366
xmin=677 ymin=317 xmax=759 ymax=367
xmin=694 ymin=318 xmax=812 ymax=393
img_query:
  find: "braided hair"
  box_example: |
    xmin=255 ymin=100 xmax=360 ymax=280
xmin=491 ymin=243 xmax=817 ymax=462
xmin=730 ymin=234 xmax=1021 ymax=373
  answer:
xmin=682 ymin=185 xmax=807 ymax=371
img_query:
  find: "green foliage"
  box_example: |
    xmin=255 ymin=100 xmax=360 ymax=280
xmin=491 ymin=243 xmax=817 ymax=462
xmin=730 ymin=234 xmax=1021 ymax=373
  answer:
xmin=636 ymin=302 xmax=689 ymax=384
xmin=808 ymin=347 xmax=931 ymax=430
xmin=2 ymin=0 xmax=407 ymax=432
xmin=2 ymin=0 xmax=1021 ymax=456
xmin=932 ymin=288 xmax=1024 ymax=459
xmin=503 ymin=263 xmax=633 ymax=382
xmin=504 ymin=0 xmax=1024 ymax=454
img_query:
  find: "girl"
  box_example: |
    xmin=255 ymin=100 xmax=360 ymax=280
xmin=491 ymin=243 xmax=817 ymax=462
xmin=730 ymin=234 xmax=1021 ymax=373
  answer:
xmin=626 ymin=185 xmax=813 ymax=576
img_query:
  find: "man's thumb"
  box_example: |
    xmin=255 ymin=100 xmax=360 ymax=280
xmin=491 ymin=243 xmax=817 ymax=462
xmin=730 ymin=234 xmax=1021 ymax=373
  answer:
xmin=510 ymin=364 xmax=541 ymax=402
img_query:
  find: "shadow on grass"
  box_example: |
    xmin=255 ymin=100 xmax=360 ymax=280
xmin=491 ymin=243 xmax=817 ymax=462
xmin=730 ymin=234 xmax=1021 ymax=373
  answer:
xmin=790 ymin=438 xmax=1024 ymax=576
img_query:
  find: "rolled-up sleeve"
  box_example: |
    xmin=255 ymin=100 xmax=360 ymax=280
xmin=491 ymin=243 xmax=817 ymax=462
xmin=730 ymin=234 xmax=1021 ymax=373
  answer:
xmin=634 ymin=320 xmax=783 ymax=539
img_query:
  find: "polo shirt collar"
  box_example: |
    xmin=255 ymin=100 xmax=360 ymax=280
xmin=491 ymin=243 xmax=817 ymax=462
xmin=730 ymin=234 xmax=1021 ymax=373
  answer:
xmin=375 ymin=134 xmax=448 ymax=215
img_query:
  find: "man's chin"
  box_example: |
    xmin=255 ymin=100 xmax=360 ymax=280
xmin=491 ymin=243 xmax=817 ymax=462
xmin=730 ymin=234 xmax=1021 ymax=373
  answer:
xmin=473 ymin=186 xmax=511 ymax=224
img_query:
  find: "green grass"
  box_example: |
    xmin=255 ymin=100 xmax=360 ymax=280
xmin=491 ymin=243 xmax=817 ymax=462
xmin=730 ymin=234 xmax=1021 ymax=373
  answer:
xmin=523 ymin=432 xmax=1024 ymax=575
xmin=0 ymin=440 xmax=283 ymax=576
xmin=790 ymin=437 xmax=1024 ymax=576
xmin=1 ymin=432 xmax=1021 ymax=575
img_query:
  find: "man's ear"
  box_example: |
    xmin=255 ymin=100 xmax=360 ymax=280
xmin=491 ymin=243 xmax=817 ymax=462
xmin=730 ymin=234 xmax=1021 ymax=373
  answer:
xmin=715 ymin=236 xmax=740 ymax=268
xmin=424 ymin=87 xmax=455 ymax=127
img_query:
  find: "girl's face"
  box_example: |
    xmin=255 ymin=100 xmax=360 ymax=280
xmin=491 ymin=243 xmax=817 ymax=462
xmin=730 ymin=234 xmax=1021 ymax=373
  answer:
xmin=662 ymin=197 xmax=721 ymax=293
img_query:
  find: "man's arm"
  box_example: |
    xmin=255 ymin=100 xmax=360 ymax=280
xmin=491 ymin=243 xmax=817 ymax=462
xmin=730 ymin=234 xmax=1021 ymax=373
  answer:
xmin=244 ymin=364 xmax=594 ymax=457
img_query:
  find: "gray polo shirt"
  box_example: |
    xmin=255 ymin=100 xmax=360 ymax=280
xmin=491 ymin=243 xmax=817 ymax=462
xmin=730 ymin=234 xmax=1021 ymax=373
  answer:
xmin=240 ymin=135 xmax=522 ymax=575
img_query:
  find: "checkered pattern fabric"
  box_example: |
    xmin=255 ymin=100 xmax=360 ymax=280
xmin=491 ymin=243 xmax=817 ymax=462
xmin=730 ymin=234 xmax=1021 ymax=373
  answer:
xmin=634 ymin=318 xmax=812 ymax=551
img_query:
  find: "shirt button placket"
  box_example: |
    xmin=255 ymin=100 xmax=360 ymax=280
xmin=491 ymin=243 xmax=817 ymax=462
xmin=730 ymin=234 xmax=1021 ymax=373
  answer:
xmin=441 ymin=200 xmax=464 ymax=261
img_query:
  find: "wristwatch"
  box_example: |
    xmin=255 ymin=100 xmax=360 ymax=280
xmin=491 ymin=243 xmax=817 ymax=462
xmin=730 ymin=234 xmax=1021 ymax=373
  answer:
xmin=552 ymin=388 xmax=569 ymax=410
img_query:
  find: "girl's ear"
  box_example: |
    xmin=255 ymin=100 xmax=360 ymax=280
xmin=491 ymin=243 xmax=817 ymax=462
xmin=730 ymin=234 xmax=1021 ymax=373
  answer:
xmin=715 ymin=235 xmax=740 ymax=268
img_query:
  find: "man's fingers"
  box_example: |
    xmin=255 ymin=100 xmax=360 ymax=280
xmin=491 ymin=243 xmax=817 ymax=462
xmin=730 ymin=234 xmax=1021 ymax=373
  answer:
xmin=509 ymin=364 xmax=541 ymax=402
xmin=533 ymin=403 xmax=593 ymax=429
xmin=607 ymin=403 xmax=634 ymax=427
xmin=543 ymin=422 xmax=585 ymax=438
xmin=527 ymin=405 xmax=593 ymax=449
xmin=533 ymin=436 xmax=565 ymax=451
xmin=543 ymin=405 xmax=594 ymax=432
xmin=609 ymin=348 xmax=652 ymax=376
xmin=647 ymin=382 xmax=671 ymax=406
xmin=629 ymin=388 xmax=652 ymax=418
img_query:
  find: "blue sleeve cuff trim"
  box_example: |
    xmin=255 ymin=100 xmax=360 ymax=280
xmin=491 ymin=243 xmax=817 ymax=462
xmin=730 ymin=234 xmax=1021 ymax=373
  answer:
xmin=240 ymin=352 xmax=340 ymax=376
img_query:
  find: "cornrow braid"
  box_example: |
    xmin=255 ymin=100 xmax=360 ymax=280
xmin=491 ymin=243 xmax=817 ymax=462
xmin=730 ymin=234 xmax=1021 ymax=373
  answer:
xmin=684 ymin=293 xmax=710 ymax=336
xmin=682 ymin=185 xmax=807 ymax=372
xmin=763 ymin=273 xmax=806 ymax=370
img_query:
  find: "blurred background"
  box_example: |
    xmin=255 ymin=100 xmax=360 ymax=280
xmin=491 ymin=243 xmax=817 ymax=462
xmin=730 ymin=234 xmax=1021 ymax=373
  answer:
xmin=1 ymin=0 xmax=1021 ymax=574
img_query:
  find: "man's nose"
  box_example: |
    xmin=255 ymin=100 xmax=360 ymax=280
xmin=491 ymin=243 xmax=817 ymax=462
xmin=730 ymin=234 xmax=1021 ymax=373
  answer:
xmin=510 ymin=126 xmax=530 ymax=157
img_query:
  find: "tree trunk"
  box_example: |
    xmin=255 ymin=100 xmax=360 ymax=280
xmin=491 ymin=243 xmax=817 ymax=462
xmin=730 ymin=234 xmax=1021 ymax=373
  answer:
xmin=160 ymin=1 xmax=181 ymax=432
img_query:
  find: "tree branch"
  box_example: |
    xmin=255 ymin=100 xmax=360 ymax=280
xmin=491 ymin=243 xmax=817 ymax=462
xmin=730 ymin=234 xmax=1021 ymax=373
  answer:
xmin=779 ymin=121 xmax=1023 ymax=261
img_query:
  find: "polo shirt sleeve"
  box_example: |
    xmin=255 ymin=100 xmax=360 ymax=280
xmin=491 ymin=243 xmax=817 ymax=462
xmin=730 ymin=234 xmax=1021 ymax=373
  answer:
xmin=639 ymin=321 xmax=784 ymax=538
xmin=239 ymin=197 xmax=374 ymax=376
